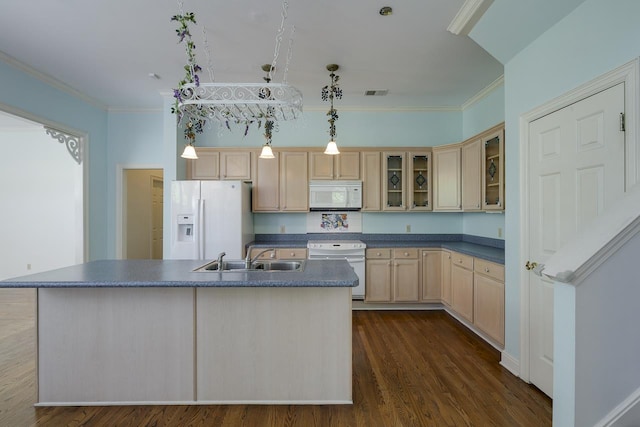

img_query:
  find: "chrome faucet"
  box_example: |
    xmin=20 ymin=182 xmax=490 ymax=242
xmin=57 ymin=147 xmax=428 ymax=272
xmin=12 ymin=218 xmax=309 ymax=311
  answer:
xmin=216 ymin=252 xmax=226 ymax=270
xmin=245 ymin=246 xmax=275 ymax=268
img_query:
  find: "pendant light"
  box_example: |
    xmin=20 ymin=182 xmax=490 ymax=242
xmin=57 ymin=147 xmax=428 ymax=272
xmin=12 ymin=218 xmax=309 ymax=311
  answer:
xmin=259 ymin=65 xmax=276 ymax=159
xmin=321 ymin=64 xmax=342 ymax=155
xmin=181 ymin=143 xmax=198 ymax=159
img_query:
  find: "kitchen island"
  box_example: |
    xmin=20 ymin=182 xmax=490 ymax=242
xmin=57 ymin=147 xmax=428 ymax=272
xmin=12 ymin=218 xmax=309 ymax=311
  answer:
xmin=2 ymin=259 xmax=357 ymax=406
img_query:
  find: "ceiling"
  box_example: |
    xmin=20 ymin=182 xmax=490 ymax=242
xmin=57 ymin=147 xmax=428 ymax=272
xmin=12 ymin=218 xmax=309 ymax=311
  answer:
xmin=0 ymin=0 xmax=508 ymax=112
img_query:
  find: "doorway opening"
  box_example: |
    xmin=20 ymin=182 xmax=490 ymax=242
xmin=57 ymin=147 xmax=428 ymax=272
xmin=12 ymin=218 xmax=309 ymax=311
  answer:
xmin=121 ymin=168 xmax=164 ymax=259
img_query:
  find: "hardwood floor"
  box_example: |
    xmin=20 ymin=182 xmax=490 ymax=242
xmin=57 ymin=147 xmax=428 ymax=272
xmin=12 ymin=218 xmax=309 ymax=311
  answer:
xmin=0 ymin=289 xmax=551 ymax=426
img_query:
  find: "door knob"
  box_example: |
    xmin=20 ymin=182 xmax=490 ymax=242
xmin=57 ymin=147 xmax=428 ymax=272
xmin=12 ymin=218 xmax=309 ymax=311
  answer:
xmin=525 ymin=261 xmax=538 ymax=271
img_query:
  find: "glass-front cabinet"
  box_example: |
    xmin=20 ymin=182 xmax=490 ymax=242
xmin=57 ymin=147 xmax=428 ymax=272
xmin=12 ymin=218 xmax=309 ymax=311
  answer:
xmin=408 ymin=152 xmax=431 ymax=211
xmin=382 ymin=152 xmax=405 ymax=211
xmin=482 ymin=127 xmax=504 ymax=211
xmin=382 ymin=150 xmax=432 ymax=211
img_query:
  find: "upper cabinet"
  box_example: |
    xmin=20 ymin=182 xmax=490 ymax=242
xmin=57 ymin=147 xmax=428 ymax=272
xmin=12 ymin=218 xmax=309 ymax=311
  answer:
xmin=482 ymin=125 xmax=505 ymax=211
xmin=187 ymin=148 xmax=251 ymax=181
xmin=252 ymin=150 xmax=308 ymax=212
xmin=309 ymin=151 xmax=360 ymax=180
xmin=382 ymin=152 xmax=406 ymax=211
xmin=408 ymin=152 xmax=432 ymax=211
xmin=361 ymin=151 xmax=382 ymax=211
xmin=188 ymin=150 xmax=220 ymax=180
xmin=433 ymin=145 xmax=462 ymax=211
xmin=382 ymin=150 xmax=432 ymax=211
xmin=461 ymin=139 xmax=482 ymax=211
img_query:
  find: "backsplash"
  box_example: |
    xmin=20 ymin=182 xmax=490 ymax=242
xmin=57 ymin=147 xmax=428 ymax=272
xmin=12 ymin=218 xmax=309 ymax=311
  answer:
xmin=253 ymin=211 xmax=504 ymax=240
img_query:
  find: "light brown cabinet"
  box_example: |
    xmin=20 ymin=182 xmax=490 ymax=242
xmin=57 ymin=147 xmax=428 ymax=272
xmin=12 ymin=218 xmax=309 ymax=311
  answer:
xmin=382 ymin=151 xmax=432 ymax=211
xmin=365 ymin=248 xmax=420 ymax=302
xmin=309 ymin=151 xmax=360 ymax=180
xmin=482 ymin=126 xmax=505 ymax=211
xmin=188 ymin=149 xmax=251 ymax=181
xmin=473 ymin=258 xmax=505 ymax=345
xmin=252 ymin=150 xmax=308 ymax=212
xmin=382 ymin=152 xmax=406 ymax=211
xmin=220 ymin=151 xmax=252 ymax=180
xmin=189 ymin=150 xmax=220 ymax=179
xmin=433 ymin=145 xmax=462 ymax=211
xmin=280 ymin=151 xmax=308 ymax=211
xmin=361 ymin=151 xmax=382 ymax=211
xmin=249 ymin=247 xmax=308 ymax=261
xmin=450 ymin=252 xmax=474 ymax=323
xmin=441 ymin=250 xmax=452 ymax=306
xmin=461 ymin=139 xmax=482 ymax=211
xmin=408 ymin=152 xmax=432 ymax=211
xmin=420 ymin=250 xmax=441 ymax=302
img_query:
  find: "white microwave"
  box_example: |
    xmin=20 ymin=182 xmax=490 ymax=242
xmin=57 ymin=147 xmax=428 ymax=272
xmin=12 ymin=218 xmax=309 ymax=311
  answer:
xmin=309 ymin=180 xmax=362 ymax=211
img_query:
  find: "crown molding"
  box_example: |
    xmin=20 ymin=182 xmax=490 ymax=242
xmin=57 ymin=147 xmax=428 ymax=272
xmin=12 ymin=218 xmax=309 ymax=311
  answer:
xmin=447 ymin=0 xmax=494 ymax=36
xmin=303 ymin=105 xmax=461 ymax=113
xmin=461 ymin=75 xmax=504 ymax=111
xmin=0 ymin=50 xmax=107 ymax=111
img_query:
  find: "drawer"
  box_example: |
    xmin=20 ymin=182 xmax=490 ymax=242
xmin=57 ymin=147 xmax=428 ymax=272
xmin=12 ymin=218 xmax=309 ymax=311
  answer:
xmin=393 ymin=248 xmax=418 ymax=259
xmin=474 ymin=258 xmax=505 ymax=282
xmin=451 ymin=252 xmax=474 ymax=270
xmin=250 ymin=248 xmax=277 ymax=260
xmin=276 ymin=248 xmax=307 ymax=259
xmin=366 ymin=248 xmax=391 ymax=259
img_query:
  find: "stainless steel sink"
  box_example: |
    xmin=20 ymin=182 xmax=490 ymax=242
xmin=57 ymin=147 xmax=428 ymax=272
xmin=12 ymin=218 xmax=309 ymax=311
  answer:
xmin=193 ymin=260 xmax=304 ymax=272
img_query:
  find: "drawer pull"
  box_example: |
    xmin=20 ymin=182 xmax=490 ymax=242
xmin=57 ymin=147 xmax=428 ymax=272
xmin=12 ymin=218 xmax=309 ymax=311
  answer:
xmin=290 ymin=252 xmax=295 ymax=257
xmin=376 ymin=252 xmax=381 ymax=256
xmin=404 ymin=252 xmax=409 ymax=257
xmin=485 ymin=267 xmax=490 ymax=272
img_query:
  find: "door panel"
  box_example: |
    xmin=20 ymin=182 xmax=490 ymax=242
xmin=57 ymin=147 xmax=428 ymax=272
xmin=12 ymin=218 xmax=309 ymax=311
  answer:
xmin=528 ymin=83 xmax=625 ymax=397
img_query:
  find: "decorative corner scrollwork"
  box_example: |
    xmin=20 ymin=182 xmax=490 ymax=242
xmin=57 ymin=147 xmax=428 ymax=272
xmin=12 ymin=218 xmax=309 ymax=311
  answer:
xmin=44 ymin=127 xmax=82 ymax=165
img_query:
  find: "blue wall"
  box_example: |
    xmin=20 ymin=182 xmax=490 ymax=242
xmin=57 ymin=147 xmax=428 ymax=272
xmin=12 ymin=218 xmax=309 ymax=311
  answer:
xmin=482 ymin=0 xmax=640 ymax=361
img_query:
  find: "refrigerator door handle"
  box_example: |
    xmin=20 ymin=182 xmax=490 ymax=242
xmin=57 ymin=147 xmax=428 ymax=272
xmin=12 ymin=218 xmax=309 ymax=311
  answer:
xmin=198 ymin=198 xmax=205 ymax=259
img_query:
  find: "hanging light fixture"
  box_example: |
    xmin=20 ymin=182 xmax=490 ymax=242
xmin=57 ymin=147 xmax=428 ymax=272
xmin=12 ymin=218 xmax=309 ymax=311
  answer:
xmin=171 ymin=1 xmax=302 ymax=157
xmin=180 ymin=120 xmax=200 ymax=159
xmin=259 ymin=64 xmax=276 ymax=159
xmin=321 ymin=64 xmax=342 ymax=155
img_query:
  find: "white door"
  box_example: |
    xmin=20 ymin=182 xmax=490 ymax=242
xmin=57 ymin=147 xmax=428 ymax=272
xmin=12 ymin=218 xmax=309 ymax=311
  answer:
xmin=528 ymin=83 xmax=626 ymax=397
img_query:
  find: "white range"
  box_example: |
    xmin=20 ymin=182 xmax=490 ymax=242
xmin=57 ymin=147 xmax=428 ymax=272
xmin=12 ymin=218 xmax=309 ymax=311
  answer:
xmin=307 ymin=240 xmax=366 ymax=299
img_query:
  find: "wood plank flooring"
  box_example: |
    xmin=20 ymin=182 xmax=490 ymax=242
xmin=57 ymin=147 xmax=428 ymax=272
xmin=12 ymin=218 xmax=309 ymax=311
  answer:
xmin=0 ymin=289 xmax=551 ymax=426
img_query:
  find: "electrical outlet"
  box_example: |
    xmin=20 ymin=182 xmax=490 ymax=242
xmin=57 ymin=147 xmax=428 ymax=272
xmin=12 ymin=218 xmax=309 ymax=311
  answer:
xmin=406 ymin=224 xmax=411 ymax=233
xmin=280 ymin=225 xmax=286 ymax=234
xmin=498 ymin=227 xmax=503 ymax=238
xmin=27 ymin=263 xmax=31 ymax=270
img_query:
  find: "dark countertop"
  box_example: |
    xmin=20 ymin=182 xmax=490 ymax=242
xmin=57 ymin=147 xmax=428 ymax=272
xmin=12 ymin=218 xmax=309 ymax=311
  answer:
xmin=251 ymin=234 xmax=505 ymax=264
xmin=0 ymin=259 xmax=358 ymax=289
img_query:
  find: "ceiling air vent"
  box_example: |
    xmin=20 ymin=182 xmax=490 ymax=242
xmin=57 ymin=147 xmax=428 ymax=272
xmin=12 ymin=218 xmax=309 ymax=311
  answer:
xmin=365 ymin=89 xmax=388 ymax=96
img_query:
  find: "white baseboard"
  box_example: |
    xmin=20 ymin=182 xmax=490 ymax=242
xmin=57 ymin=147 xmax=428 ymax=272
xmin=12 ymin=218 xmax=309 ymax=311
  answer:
xmin=595 ymin=385 xmax=640 ymax=427
xmin=500 ymin=351 xmax=520 ymax=377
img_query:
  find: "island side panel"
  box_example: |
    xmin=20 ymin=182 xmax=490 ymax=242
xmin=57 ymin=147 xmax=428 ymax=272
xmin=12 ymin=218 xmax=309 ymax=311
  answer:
xmin=196 ymin=287 xmax=352 ymax=404
xmin=37 ymin=288 xmax=195 ymax=405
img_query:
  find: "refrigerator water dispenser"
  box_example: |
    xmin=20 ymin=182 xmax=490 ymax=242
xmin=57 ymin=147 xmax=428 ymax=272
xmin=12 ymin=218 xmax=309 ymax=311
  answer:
xmin=177 ymin=214 xmax=194 ymax=242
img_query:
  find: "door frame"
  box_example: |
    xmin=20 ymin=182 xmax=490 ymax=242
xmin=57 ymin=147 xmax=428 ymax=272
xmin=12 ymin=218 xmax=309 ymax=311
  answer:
xmin=0 ymin=102 xmax=88 ymax=264
xmin=116 ymin=164 xmax=164 ymax=259
xmin=518 ymin=58 xmax=639 ymax=383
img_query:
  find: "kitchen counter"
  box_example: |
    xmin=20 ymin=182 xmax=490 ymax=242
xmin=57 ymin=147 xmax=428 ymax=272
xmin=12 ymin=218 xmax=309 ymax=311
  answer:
xmin=4 ymin=259 xmax=355 ymax=406
xmin=1 ymin=259 xmax=358 ymax=288
xmin=250 ymin=234 xmax=505 ymax=264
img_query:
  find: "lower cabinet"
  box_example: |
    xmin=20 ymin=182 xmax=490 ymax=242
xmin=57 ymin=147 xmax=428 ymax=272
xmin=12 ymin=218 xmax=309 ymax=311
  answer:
xmin=249 ymin=247 xmax=308 ymax=261
xmin=473 ymin=259 xmax=505 ymax=346
xmin=365 ymin=248 xmax=419 ymax=302
xmin=364 ymin=247 xmax=504 ymax=347
xmin=421 ymin=250 xmax=441 ymax=302
xmin=450 ymin=252 xmax=474 ymax=323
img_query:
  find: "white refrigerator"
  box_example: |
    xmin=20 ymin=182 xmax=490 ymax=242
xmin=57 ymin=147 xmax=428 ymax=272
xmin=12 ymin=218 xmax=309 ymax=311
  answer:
xmin=168 ymin=180 xmax=253 ymax=260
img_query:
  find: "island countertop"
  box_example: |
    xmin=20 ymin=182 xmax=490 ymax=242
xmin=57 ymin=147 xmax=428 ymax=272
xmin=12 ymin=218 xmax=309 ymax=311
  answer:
xmin=1 ymin=259 xmax=358 ymax=288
